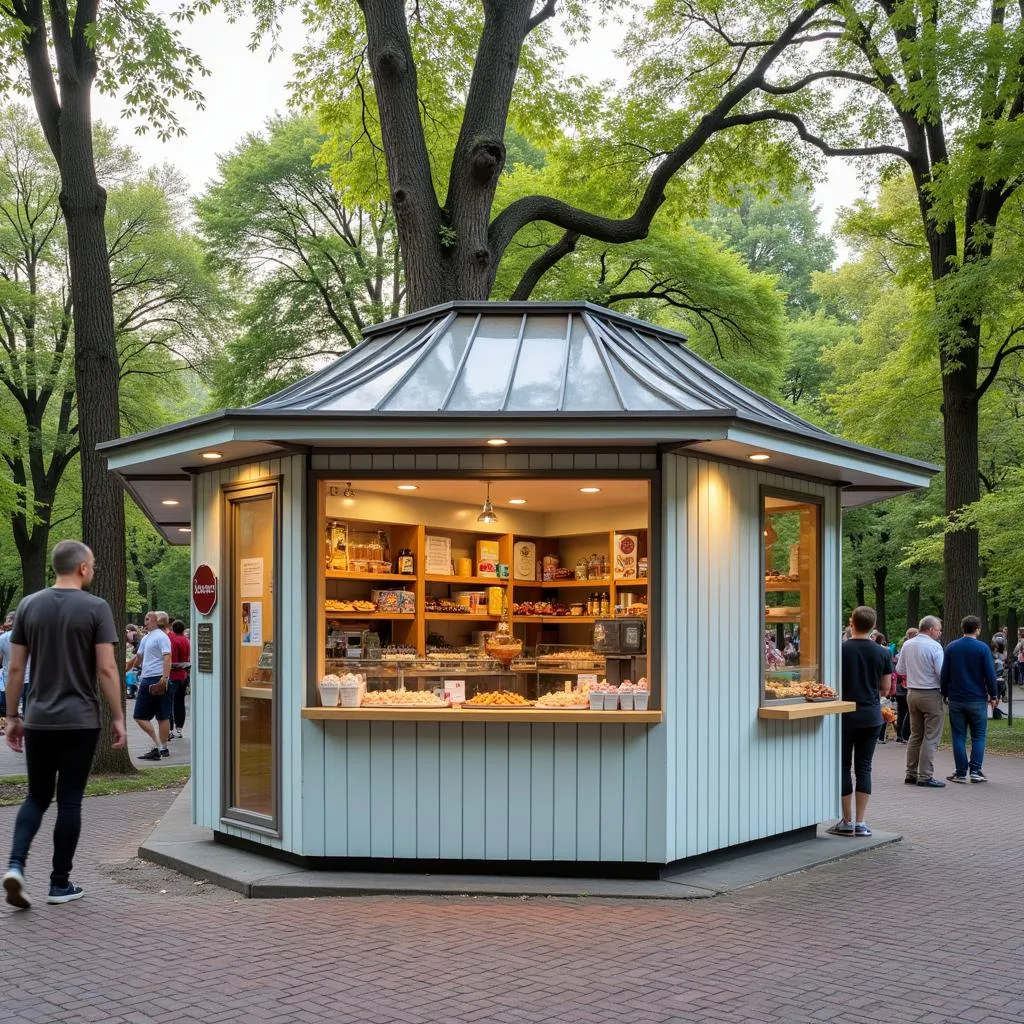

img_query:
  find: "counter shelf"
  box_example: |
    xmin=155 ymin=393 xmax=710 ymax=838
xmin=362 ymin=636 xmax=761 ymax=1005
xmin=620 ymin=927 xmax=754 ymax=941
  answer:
xmin=302 ymin=705 xmax=663 ymax=724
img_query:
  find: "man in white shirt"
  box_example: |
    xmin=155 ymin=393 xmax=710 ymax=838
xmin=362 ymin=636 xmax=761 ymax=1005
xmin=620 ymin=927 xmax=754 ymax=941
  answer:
xmin=896 ymin=615 xmax=945 ymax=787
xmin=130 ymin=611 xmax=172 ymax=760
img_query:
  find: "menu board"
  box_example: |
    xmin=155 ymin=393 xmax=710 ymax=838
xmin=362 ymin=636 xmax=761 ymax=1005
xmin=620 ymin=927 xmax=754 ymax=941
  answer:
xmin=197 ymin=623 xmax=214 ymax=673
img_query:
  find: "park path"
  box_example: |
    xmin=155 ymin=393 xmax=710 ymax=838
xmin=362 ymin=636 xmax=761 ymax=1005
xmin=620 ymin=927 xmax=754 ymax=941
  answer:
xmin=0 ymin=739 xmax=1021 ymax=1022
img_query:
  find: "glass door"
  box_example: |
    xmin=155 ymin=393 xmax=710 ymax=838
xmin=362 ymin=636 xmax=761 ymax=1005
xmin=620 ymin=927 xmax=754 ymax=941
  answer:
xmin=226 ymin=484 xmax=278 ymax=826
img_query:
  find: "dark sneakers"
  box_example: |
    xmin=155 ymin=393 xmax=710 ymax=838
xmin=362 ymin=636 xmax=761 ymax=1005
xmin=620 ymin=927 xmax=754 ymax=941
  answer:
xmin=139 ymin=748 xmax=161 ymax=761
xmin=46 ymin=883 xmax=84 ymax=905
xmin=917 ymin=777 xmax=946 ymax=787
xmin=904 ymin=776 xmax=918 ymax=785
xmin=947 ymin=774 xmax=969 ymax=783
xmin=969 ymin=770 xmax=988 ymax=783
xmin=3 ymin=867 xmax=31 ymax=910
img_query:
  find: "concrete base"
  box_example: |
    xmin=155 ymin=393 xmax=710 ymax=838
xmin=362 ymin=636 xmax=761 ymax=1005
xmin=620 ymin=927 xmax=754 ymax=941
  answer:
xmin=139 ymin=781 xmax=900 ymax=900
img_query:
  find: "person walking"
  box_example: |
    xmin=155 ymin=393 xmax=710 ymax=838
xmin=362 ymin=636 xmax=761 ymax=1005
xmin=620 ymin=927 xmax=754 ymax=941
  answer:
xmin=168 ymin=620 xmax=190 ymax=739
xmin=2 ymin=540 xmax=126 ymax=909
xmin=941 ymin=615 xmax=999 ymax=783
xmin=131 ymin=611 xmax=172 ymax=760
xmin=829 ymin=606 xmax=893 ymax=837
xmin=896 ymin=615 xmax=946 ymax=787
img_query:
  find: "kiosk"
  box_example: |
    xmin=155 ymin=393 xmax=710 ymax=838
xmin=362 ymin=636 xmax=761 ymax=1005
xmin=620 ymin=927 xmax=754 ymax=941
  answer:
xmin=102 ymin=302 xmax=935 ymax=873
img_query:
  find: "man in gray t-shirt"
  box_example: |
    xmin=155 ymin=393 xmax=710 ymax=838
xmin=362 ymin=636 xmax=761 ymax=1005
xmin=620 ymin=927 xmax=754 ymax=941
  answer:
xmin=2 ymin=540 xmax=126 ymax=910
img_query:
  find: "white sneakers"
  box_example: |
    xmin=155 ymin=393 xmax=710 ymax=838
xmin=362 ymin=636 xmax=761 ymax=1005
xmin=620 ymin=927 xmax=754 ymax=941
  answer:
xmin=3 ymin=867 xmax=31 ymax=909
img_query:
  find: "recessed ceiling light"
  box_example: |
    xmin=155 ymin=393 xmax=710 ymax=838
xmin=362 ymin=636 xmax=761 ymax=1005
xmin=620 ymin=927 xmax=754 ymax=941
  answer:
xmin=177 ymin=527 xmax=192 ymax=534
xmin=396 ymin=484 xmax=418 ymax=491
xmin=748 ymin=453 xmax=771 ymax=462
xmin=508 ymin=498 xmax=527 ymax=505
xmin=486 ymin=438 xmax=508 ymax=446
xmin=579 ymin=486 xmax=601 ymax=494
xmin=201 ymin=451 xmax=223 ymax=460
xmin=161 ymin=499 xmax=180 ymax=506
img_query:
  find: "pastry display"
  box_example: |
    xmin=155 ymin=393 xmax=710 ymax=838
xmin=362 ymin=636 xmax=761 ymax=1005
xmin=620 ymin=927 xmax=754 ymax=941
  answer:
xmin=536 ymin=648 xmax=603 ymax=666
xmin=325 ymin=599 xmax=376 ymax=612
xmin=513 ymin=600 xmax=571 ymax=616
xmin=484 ymin=633 xmax=523 ymax=664
xmin=361 ymin=689 xmax=448 ymax=707
xmin=536 ymin=686 xmax=590 ymax=708
xmin=764 ymin=684 xmax=805 ymax=699
xmin=425 ymin=597 xmax=468 ymax=614
xmin=465 ymin=690 xmax=532 ymax=707
xmin=380 ymin=645 xmax=417 ymax=661
xmin=803 ymin=682 xmax=837 ymax=701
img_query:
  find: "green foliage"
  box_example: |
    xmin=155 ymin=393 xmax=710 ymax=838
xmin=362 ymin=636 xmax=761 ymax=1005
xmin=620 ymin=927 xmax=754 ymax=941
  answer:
xmin=196 ymin=115 xmax=400 ymax=405
xmin=696 ymin=187 xmax=836 ymax=314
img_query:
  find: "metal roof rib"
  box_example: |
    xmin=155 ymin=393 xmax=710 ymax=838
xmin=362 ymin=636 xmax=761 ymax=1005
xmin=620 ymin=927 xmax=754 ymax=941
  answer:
xmin=299 ymin=317 xmax=442 ymax=409
xmin=373 ymin=311 xmax=457 ymax=411
xmin=555 ymin=313 xmax=573 ymax=412
xmin=439 ymin=312 xmax=483 ymax=411
xmin=591 ymin=316 xmax=698 ymax=411
xmin=584 ymin=314 xmax=627 ymax=412
xmin=633 ymin=329 xmax=760 ymax=417
xmin=500 ymin=314 xmax=529 ymax=412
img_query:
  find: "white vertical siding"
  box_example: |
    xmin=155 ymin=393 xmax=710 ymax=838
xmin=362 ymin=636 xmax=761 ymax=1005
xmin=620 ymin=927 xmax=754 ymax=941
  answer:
xmin=191 ymin=455 xmax=306 ymax=851
xmin=311 ymin=720 xmax=657 ymax=862
xmin=661 ymin=453 xmax=841 ymax=861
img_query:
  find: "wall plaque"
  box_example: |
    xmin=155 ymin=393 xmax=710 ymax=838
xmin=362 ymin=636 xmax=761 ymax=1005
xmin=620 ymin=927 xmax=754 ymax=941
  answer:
xmin=197 ymin=622 xmax=214 ymax=673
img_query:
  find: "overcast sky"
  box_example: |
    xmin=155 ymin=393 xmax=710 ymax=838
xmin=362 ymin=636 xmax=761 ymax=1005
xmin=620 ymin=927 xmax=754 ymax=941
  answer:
xmin=92 ymin=7 xmax=861 ymax=232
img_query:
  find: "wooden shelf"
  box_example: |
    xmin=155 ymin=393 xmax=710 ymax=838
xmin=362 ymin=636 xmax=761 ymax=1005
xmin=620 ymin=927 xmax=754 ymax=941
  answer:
xmin=324 ymin=612 xmax=416 ymax=620
xmin=765 ymin=610 xmax=802 ymax=623
xmin=765 ymin=579 xmax=801 ymax=591
xmin=424 ymin=575 xmax=509 ymax=586
xmin=302 ymin=706 xmax=663 ymax=724
xmin=514 ymin=615 xmax=597 ymax=624
xmin=513 ymin=579 xmax=610 ymax=588
xmin=326 ymin=570 xmax=412 ymax=582
xmin=757 ymin=700 xmax=854 ymax=721
xmin=423 ymin=613 xmax=503 ymax=622
xmin=240 ymin=686 xmax=273 ymax=701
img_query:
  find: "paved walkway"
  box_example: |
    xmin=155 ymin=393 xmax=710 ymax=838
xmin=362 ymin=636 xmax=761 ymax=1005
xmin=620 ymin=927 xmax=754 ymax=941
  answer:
xmin=0 ymin=736 xmax=1022 ymax=1022
xmin=0 ymin=696 xmax=192 ymax=776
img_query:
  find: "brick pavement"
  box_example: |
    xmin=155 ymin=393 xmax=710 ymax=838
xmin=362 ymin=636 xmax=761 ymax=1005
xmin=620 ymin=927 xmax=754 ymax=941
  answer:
xmin=0 ymin=737 xmax=1022 ymax=1023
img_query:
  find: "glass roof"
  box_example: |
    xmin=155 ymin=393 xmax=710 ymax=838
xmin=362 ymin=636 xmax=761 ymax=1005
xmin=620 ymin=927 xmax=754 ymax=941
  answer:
xmin=250 ymin=302 xmax=833 ymax=438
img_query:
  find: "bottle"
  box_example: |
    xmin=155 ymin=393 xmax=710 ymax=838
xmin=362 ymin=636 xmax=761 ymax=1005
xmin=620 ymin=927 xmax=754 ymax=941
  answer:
xmin=396 ymin=547 xmax=415 ymax=575
xmin=600 ymin=592 xmax=610 ymax=616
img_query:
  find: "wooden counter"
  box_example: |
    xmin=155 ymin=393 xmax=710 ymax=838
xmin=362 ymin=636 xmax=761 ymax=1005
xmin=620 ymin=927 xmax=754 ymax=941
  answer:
xmin=302 ymin=706 xmax=662 ymax=724
xmin=757 ymin=700 xmax=855 ymax=720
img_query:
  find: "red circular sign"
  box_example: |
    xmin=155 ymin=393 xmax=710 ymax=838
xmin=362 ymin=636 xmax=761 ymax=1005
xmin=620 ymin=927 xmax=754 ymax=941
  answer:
xmin=192 ymin=564 xmax=218 ymax=615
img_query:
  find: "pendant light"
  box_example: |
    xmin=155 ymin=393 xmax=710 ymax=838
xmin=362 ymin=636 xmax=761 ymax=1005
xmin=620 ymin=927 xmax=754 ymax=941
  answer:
xmin=476 ymin=481 xmax=499 ymax=524
xmin=343 ymin=482 xmax=356 ymax=498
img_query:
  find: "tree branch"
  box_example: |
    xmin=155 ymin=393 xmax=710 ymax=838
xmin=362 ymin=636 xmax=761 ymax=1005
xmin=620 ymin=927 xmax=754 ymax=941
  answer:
xmin=510 ymin=230 xmax=580 ymax=299
xmin=977 ymin=324 xmax=1024 ymax=399
xmin=526 ymin=0 xmax=556 ymax=33
xmin=488 ymin=1 xmax=833 ymax=261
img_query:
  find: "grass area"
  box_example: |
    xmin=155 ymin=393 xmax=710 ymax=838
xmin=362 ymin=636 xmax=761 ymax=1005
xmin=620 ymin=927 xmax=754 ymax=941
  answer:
xmin=0 ymin=765 xmax=190 ymax=806
xmin=940 ymin=714 xmax=1024 ymax=756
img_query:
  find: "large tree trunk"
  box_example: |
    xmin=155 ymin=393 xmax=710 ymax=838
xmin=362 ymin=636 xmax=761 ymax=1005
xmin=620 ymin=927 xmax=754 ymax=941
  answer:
xmin=906 ymin=582 xmax=920 ymax=631
xmin=940 ymin=342 xmax=980 ymax=639
xmin=855 ymin=576 xmax=865 ymax=608
xmin=58 ymin=83 xmax=131 ymax=774
xmin=13 ymin=525 xmax=49 ymax=597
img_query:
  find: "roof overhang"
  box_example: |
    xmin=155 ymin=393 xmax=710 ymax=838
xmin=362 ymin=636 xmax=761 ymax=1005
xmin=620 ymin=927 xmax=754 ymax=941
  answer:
xmin=100 ymin=409 xmax=938 ymax=543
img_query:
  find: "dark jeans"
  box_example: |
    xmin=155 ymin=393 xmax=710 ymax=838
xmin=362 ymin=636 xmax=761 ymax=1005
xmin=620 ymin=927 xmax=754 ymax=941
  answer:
xmin=841 ymin=723 xmax=879 ymax=797
xmin=948 ymin=700 xmax=989 ymax=776
xmin=169 ymin=678 xmax=188 ymax=729
xmin=895 ymin=693 xmax=910 ymax=740
xmin=8 ymin=727 xmax=99 ymax=887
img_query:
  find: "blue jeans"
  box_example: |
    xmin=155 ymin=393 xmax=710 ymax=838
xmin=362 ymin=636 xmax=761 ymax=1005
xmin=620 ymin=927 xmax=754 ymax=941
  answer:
xmin=948 ymin=700 xmax=989 ymax=776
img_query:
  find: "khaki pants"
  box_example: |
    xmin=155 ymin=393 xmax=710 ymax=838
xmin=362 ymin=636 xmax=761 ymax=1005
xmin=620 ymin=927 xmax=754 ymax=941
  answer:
xmin=906 ymin=688 xmax=944 ymax=781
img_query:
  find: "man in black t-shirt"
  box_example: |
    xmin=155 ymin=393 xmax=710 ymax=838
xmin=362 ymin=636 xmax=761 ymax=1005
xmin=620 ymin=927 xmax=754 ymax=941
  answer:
xmin=2 ymin=540 xmax=126 ymax=910
xmin=828 ymin=605 xmax=893 ymax=838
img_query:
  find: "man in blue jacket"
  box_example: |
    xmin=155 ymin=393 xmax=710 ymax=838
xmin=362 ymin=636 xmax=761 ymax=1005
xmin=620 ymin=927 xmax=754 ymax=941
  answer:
xmin=940 ymin=615 xmax=999 ymax=783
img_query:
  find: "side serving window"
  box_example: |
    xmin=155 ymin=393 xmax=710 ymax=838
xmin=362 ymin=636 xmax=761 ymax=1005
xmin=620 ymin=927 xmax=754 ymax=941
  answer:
xmin=761 ymin=492 xmax=821 ymax=703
